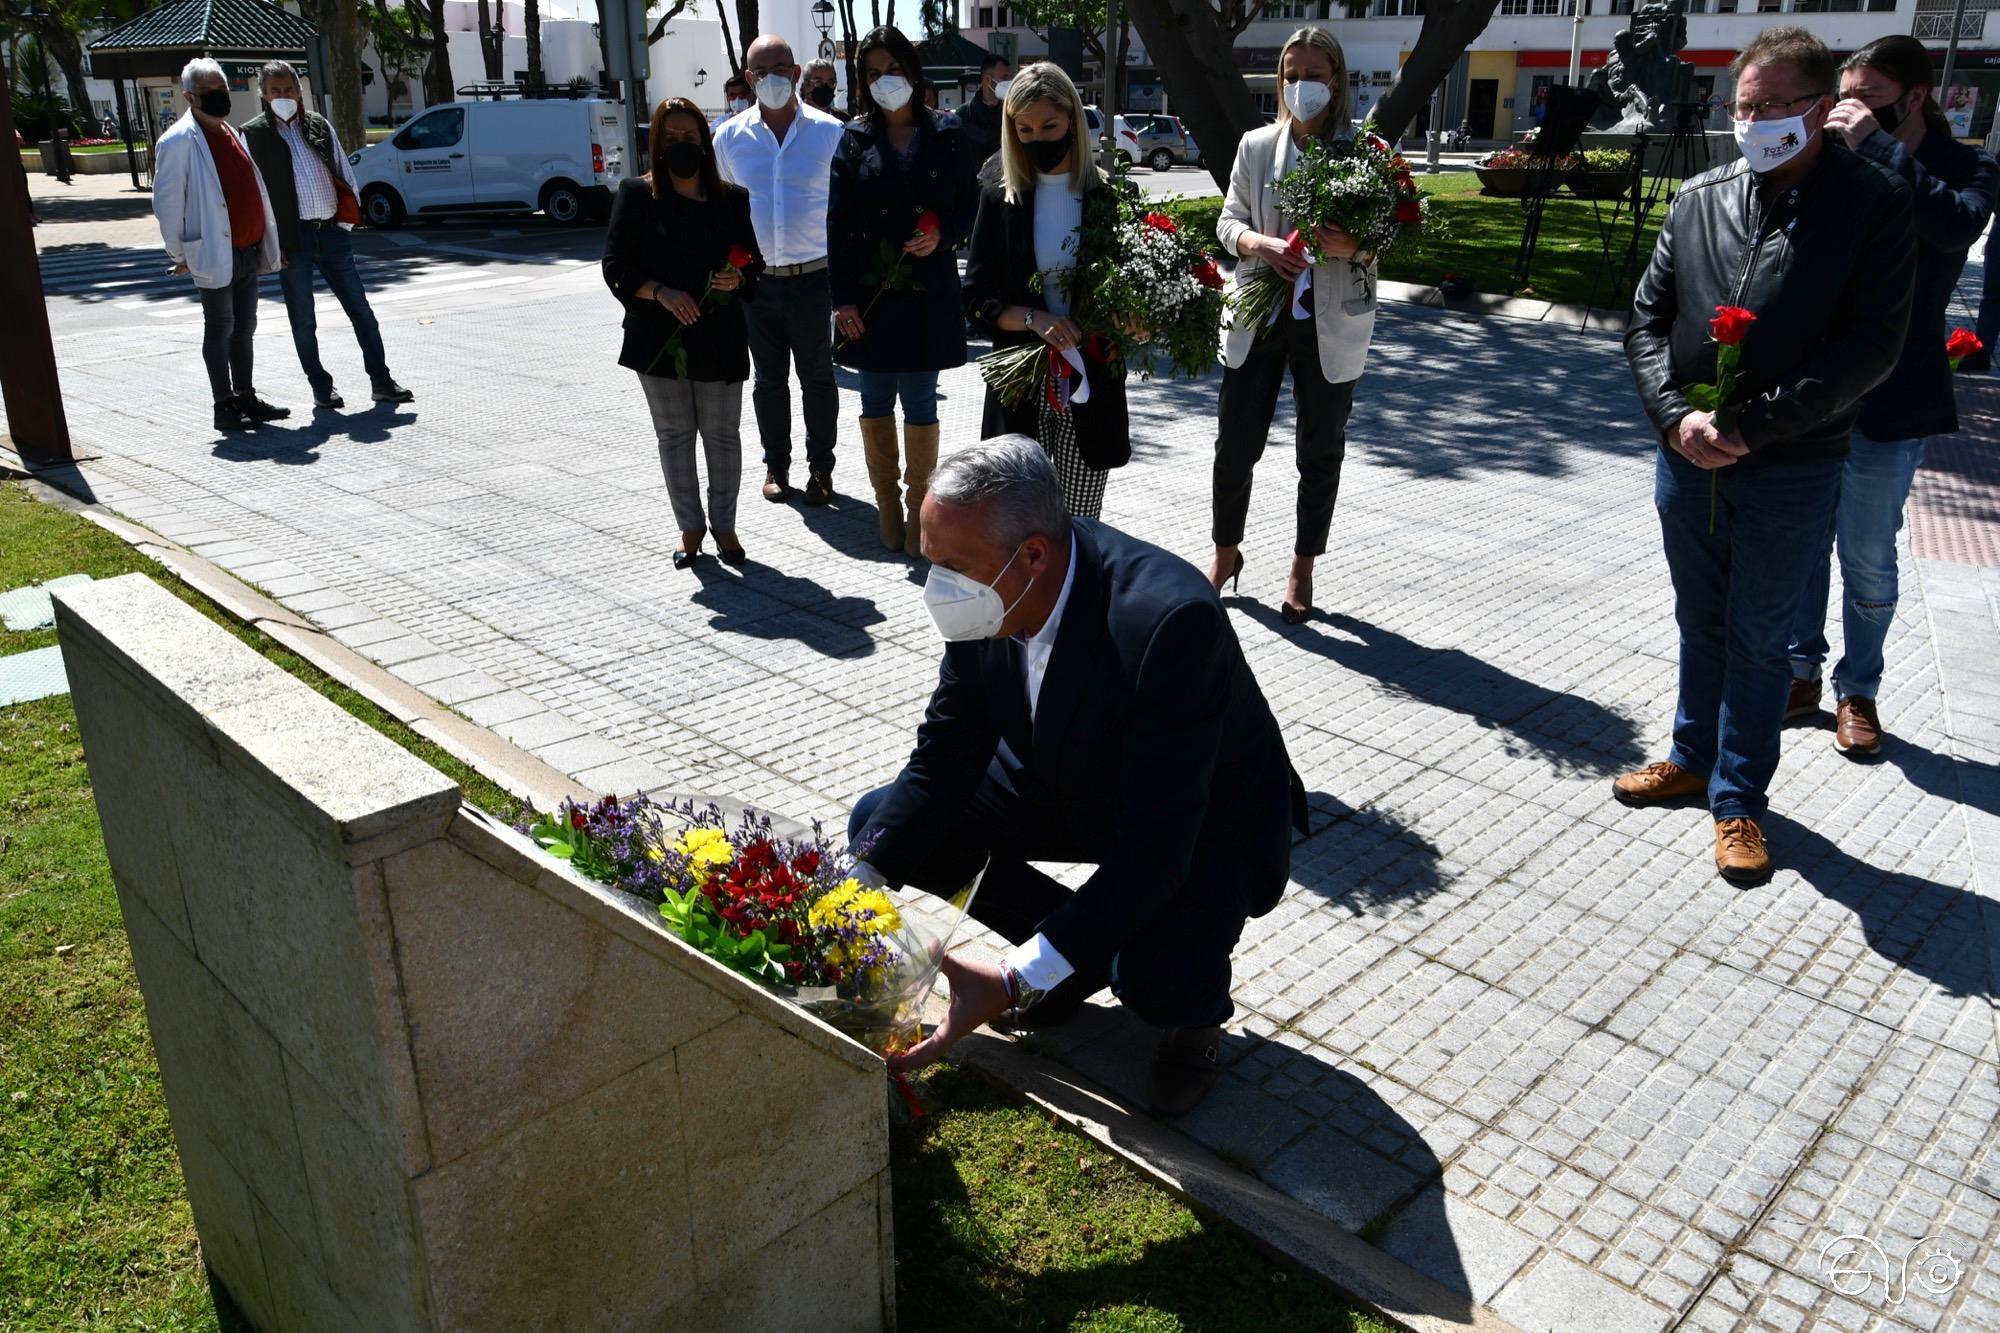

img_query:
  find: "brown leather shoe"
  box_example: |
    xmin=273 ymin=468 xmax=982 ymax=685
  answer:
xmin=761 ymin=468 xmax=791 ymax=503
xmin=1835 ymin=696 xmax=1883 ymax=757
xmin=1612 ymin=760 xmax=1707 ymax=807
xmin=1146 ymin=1025 xmax=1223 ymax=1118
xmin=1784 ymin=676 xmax=1823 ymax=723
xmin=802 ymin=469 xmax=834 ymax=505
xmin=1714 ymin=817 xmax=1771 ymax=885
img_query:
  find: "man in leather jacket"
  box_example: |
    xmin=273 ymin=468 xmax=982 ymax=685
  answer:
xmin=1615 ymin=26 xmax=1914 ymax=885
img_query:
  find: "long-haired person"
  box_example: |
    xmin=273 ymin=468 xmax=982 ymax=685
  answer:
xmin=1785 ymin=35 xmax=1998 ymax=755
xmin=603 ymin=97 xmax=765 ymax=568
xmin=829 ymin=26 xmax=973 ymax=555
xmin=962 ymin=62 xmax=1130 ymax=519
xmin=1210 ymin=27 xmax=1378 ymax=623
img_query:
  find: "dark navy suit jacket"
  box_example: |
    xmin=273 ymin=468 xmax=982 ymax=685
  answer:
xmin=858 ymin=519 xmax=1306 ymax=977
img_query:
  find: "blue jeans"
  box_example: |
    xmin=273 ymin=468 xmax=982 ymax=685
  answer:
xmin=1788 ymin=433 xmax=1926 ymax=701
xmin=856 ymin=369 xmax=940 ymax=426
xmin=277 ymin=226 xmax=390 ymax=393
xmin=1656 ymin=446 xmax=1844 ymax=820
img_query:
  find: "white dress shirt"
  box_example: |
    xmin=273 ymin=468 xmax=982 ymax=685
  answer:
xmin=276 ymin=115 xmax=339 ymax=223
xmin=1004 ymin=536 xmax=1079 ymax=992
xmin=711 ymin=101 xmax=845 ymax=267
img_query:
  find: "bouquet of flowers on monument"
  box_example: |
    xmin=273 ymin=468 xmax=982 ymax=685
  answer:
xmin=525 ymin=796 xmax=981 ymax=1060
xmin=978 ymin=182 xmax=1226 ymax=410
xmin=1230 ymin=130 xmax=1428 ymax=334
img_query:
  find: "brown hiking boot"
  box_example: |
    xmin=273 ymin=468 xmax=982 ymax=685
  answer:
xmin=1835 ymin=696 xmax=1883 ymax=757
xmin=1784 ymin=676 xmax=1823 ymax=723
xmin=1612 ymin=760 xmax=1707 ymax=807
xmin=1714 ymin=817 xmax=1771 ymax=885
xmin=762 ymin=468 xmax=791 ymax=502
xmin=803 ymin=469 xmax=834 ymax=505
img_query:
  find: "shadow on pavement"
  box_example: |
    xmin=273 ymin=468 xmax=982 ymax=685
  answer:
xmin=209 ymin=407 xmax=413 ymax=464
xmin=1238 ymin=605 xmax=1647 ymax=778
xmin=1883 ymin=734 xmax=2000 ymax=822
xmin=1763 ymin=809 xmax=1995 ymax=1002
xmin=688 ymin=559 xmax=883 ymax=658
xmin=1293 ymin=787 xmax=1453 ymax=912
xmin=29 ymin=190 xmax=157 ymax=225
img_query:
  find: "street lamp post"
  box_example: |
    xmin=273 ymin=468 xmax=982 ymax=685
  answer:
xmin=811 ymin=0 xmax=835 ymax=63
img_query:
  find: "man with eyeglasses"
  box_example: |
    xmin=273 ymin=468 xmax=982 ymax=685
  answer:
xmin=712 ymin=34 xmax=846 ymax=506
xmin=1618 ymin=26 xmax=1915 ymax=886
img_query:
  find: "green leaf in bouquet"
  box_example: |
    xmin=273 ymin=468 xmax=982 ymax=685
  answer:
xmin=1683 ymin=383 xmax=1720 ymax=411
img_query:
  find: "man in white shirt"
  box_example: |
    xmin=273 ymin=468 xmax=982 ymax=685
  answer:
xmin=848 ymin=439 xmax=1309 ymax=1118
xmin=242 ymin=61 xmax=412 ymax=409
xmin=712 ymin=34 xmax=847 ymax=505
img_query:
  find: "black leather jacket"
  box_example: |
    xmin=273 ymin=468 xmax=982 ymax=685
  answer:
xmin=1626 ymin=142 xmax=1916 ymax=465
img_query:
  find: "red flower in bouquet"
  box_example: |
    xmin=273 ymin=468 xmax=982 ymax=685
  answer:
xmin=1947 ymin=327 xmax=1984 ymax=370
xmin=1394 ymin=198 xmax=1423 ymax=224
xmin=1708 ymin=305 xmax=1756 ymax=346
xmin=915 ymin=210 xmax=941 ymax=237
xmin=1144 ymin=210 xmax=1178 ymax=233
xmin=1193 ymin=257 xmax=1224 ymax=290
xmin=726 ymin=243 xmax=755 ymax=270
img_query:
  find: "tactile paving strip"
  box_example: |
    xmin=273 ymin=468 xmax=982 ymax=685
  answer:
xmin=1909 ymin=378 xmax=2000 ymax=568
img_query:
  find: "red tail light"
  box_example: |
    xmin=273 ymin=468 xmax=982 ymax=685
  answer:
xmin=592 ymin=143 xmax=605 ymax=174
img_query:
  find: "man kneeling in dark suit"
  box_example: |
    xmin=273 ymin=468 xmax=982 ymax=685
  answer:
xmin=852 ymin=437 xmax=1307 ymax=1116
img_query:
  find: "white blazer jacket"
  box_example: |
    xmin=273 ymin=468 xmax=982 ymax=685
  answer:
xmin=152 ymin=111 xmax=281 ymax=290
xmin=1215 ymin=121 xmax=1377 ymax=386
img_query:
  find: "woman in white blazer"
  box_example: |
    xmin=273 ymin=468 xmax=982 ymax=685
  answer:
xmin=1210 ymin=26 xmax=1377 ymax=624
xmin=153 ymin=58 xmax=285 ymax=431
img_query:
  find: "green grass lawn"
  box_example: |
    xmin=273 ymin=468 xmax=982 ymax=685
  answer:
xmin=0 ymin=482 xmax=1396 ymax=1331
xmin=1158 ymin=169 xmax=1665 ymax=310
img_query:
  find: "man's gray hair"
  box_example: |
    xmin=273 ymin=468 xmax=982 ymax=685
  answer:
xmin=929 ymin=437 xmax=1072 ymax=547
xmin=258 ymin=59 xmax=300 ymax=90
xmin=181 ymin=57 xmax=225 ymax=94
xmin=804 ymin=57 xmax=837 ymax=79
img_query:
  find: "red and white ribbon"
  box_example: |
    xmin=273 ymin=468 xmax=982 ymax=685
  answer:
xmin=1044 ymin=346 xmax=1092 ymax=411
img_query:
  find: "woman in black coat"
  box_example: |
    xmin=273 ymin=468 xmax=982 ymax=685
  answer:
xmin=603 ymin=97 xmax=764 ymax=568
xmin=961 ymin=61 xmax=1129 ymax=520
xmin=828 ymin=25 xmax=974 ymax=556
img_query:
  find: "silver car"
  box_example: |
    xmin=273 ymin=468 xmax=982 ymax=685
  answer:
xmin=1125 ymin=113 xmax=1198 ymax=171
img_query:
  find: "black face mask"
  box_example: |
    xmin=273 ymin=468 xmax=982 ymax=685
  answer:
xmin=1871 ymin=94 xmax=1904 ymax=134
xmin=661 ymin=140 xmax=704 ymax=178
xmin=198 ymin=89 xmax=232 ymax=118
xmin=806 ymin=83 xmax=835 ymax=109
xmin=1027 ymin=129 xmax=1073 ymax=174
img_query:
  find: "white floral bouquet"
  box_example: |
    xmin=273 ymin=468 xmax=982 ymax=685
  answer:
xmin=1231 ymin=129 xmax=1428 ymax=332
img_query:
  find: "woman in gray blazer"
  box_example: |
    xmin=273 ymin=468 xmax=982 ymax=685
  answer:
xmin=1210 ymin=26 xmax=1379 ymax=623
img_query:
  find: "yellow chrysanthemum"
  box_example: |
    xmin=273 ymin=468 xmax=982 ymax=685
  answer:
xmin=673 ymin=827 xmax=736 ymax=873
xmin=808 ymin=880 xmax=902 ymax=935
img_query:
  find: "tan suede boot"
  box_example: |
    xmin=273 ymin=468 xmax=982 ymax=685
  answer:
xmin=858 ymin=416 xmax=904 ymax=550
xmin=903 ymin=421 xmax=939 ymax=559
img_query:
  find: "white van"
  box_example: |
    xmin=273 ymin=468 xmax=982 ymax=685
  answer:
xmin=350 ymin=95 xmax=628 ymax=227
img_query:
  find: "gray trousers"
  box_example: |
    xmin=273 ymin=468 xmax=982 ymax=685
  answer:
xmin=638 ymin=374 xmax=744 ymax=534
xmin=200 ymin=245 xmax=261 ymax=403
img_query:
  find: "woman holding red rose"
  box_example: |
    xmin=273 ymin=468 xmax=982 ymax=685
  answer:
xmin=828 ymin=26 xmax=975 ymax=555
xmin=1210 ymin=26 xmax=1380 ymax=623
xmin=603 ymin=97 xmax=765 ymax=568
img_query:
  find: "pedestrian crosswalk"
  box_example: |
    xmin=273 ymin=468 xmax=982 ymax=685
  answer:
xmin=35 ymin=245 xmax=538 ymax=323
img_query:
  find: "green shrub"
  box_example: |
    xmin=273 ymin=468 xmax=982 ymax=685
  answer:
xmin=1154 ymin=195 xmax=1223 ymax=257
xmin=1582 ymin=147 xmax=1635 ymax=172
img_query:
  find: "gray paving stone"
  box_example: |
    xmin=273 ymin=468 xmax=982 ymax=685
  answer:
xmin=1492 ymin=1250 xmax=1673 ymax=1333
xmin=1377 ymin=1185 xmax=1539 ymax=1305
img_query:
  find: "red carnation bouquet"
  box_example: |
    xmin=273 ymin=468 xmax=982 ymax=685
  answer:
xmin=648 ymin=242 xmax=757 ymax=376
xmin=980 ymin=183 xmax=1225 ymax=409
xmin=1230 ymin=130 xmax=1429 ymax=332
xmin=1948 ymin=327 xmax=1984 ymax=371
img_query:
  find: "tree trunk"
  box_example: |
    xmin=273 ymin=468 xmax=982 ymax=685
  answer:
xmin=716 ymin=1 xmax=741 ymax=79
xmin=46 ymin=28 xmax=92 ymax=124
xmin=736 ymin=0 xmax=758 ymax=63
xmin=526 ymin=0 xmax=543 ymax=85
xmin=1124 ymin=0 xmax=1261 ymax=194
xmin=838 ymin=0 xmax=859 ymax=99
xmin=1369 ymin=0 xmax=1500 ymax=143
xmin=477 ymin=0 xmax=504 ymax=81
xmin=424 ymin=0 xmax=455 ymax=104
xmin=326 ymin=0 xmax=366 ymax=149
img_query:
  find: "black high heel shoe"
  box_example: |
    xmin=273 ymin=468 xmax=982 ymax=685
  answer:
xmin=1212 ymin=549 xmax=1244 ymax=594
xmin=718 ymin=545 xmax=747 ymax=568
xmin=672 ymin=546 xmax=703 ymax=570
xmin=1280 ymin=575 xmax=1313 ymax=625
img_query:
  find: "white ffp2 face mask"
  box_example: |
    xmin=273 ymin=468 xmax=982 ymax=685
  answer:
xmin=1284 ymin=79 xmax=1332 ymax=122
xmin=993 ymin=78 xmax=1014 ymax=101
xmin=923 ymin=544 xmax=1034 ymax=642
xmin=1735 ymin=112 xmax=1815 ymax=173
xmin=269 ymin=97 xmax=300 ymax=122
xmin=728 ymin=96 xmax=751 ymax=113
xmin=755 ymin=73 xmax=795 ymax=111
xmin=871 ymin=75 xmax=913 ymax=113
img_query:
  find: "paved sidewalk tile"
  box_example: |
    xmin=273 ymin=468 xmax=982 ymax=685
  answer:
xmin=18 ymin=231 xmax=2000 ymax=1332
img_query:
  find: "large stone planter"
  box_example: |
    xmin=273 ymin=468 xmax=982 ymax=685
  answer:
xmin=54 ymin=574 xmax=895 ymax=1332
xmin=21 ymin=146 xmax=148 ymax=174
xmin=1566 ymin=170 xmax=1633 ymax=201
xmin=1472 ymin=165 xmax=1527 ymax=197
